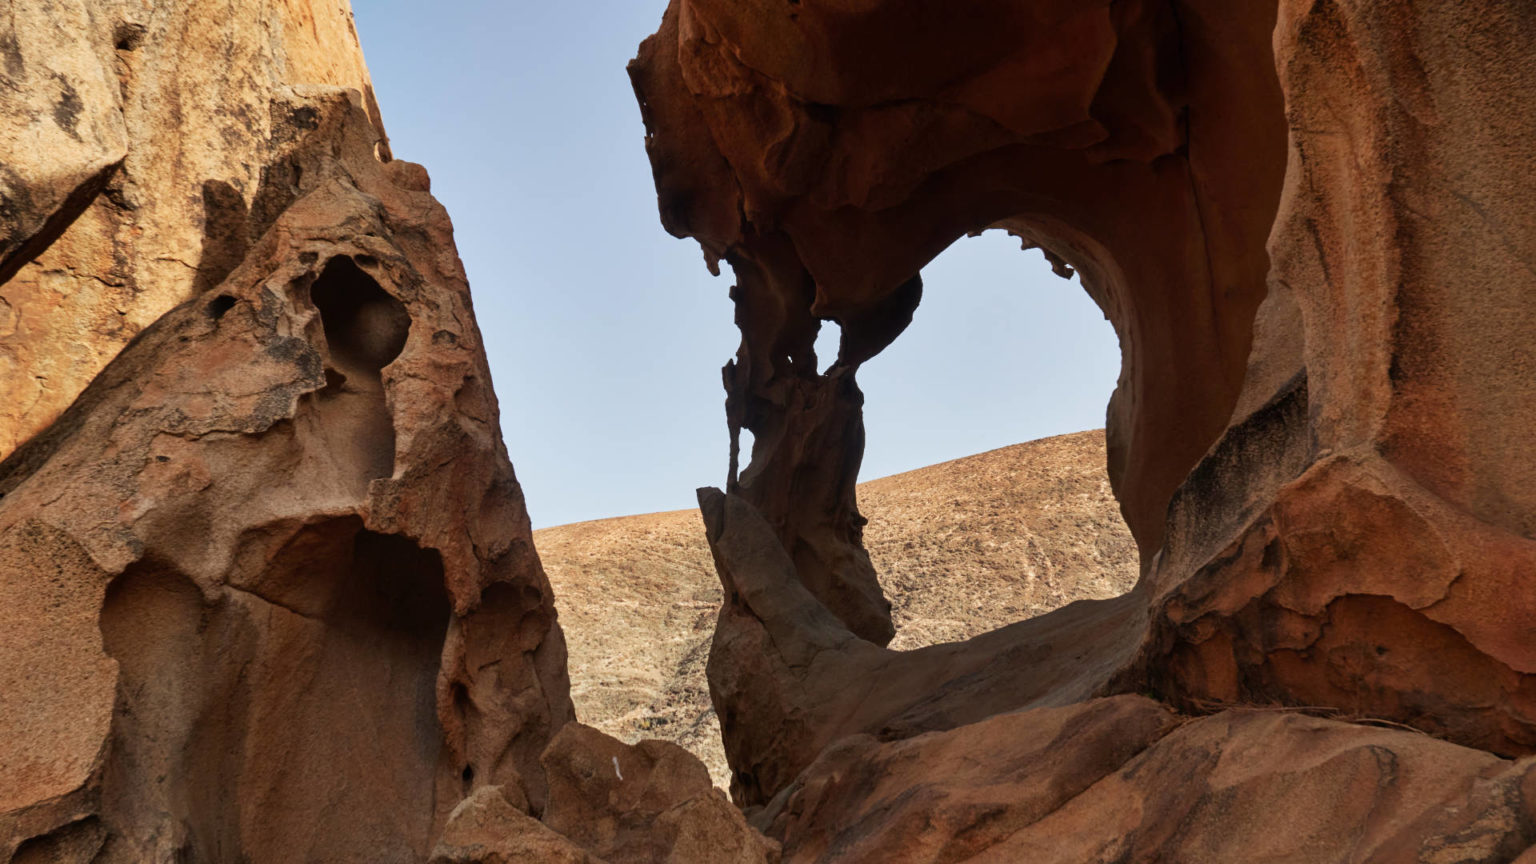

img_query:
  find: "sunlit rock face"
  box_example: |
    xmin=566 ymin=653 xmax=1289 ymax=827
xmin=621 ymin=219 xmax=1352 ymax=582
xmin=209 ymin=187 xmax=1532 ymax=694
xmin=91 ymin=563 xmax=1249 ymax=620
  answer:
xmin=5 ymin=0 xmax=1536 ymax=859
xmin=631 ymin=0 xmax=1536 ymax=856
xmin=0 ymin=0 xmax=388 ymax=462
xmin=0 ymin=3 xmax=573 ymax=859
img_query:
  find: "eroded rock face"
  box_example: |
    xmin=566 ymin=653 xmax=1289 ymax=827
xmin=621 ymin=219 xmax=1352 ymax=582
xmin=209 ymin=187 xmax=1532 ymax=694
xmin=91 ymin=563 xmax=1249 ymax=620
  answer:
xmin=630 ymin=0 xmax=1288 ymax=810
xmin=631 ymin=0 xmax=1536 ymax=852
xmin=1145 ymin=0 xmax=1536 ymax=759
xmin=0 ymin=10 xmax=572 ymax=859
xmin=630 ymin=0 xmax=1286 ymax=572
xmin=537 ymin=431 xmax=1136 ymax=789
xmin=430 ymin=725 xmax=780 ymax=864
xmin=761 ymin=696 xmax=1536 ymax=862
xmin=0 ymin=0 xmax=389 ymax=461
xmin=6 ymin=0 xmax=1536 ymax=858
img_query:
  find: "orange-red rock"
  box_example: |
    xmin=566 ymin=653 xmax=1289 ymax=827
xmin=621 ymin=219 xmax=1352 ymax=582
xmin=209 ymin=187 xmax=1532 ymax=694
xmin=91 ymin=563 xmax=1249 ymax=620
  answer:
xmin=762 ymin=697 xmax=1536 ymax=862
xmin=0 ymin=0 xmax=389 ymax=462
xmin=632 ymin=0 xmax=1536 ymax=816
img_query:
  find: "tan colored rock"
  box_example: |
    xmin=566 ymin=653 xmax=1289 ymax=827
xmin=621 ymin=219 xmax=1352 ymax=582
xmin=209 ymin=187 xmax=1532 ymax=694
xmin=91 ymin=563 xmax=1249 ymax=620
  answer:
xmin=0 ymin=0 xmax=388 ymax=462
xmin=540 ymin=724 xmax=779 ymax=864
xmin=699 ymin=486 xmax=1148 ymax=807
xmin=538 ymin=430 xmax=1135 ymax=787
xmin=632 ymin=0 xmax=1536 ymax=810
xmin=863 ymin=431 xmax=1135 ymax=649
xmin=431 ymin=786 xmax=600 ymax=864
xmin=0 ymin=49 xmax=570 ymax=864
xmin=536 ymin=509 xmax=728 ymax=784
xmin=763 ymin=696 xmax=1536 ymax=863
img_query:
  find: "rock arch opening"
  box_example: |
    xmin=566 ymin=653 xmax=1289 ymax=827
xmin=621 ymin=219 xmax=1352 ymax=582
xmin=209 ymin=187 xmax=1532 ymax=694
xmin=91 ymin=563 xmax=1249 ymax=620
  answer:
xmin=627 ymin=0 xmax=1291 ymax=799
xmin=826 ymin=229 xmax=1137 ymax=650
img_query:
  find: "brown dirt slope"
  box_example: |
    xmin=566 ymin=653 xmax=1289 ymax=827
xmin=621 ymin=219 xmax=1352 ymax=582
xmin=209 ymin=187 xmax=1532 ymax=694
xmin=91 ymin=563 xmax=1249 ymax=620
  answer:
xmin=536 ymin=429 xmax=1137 ymax=786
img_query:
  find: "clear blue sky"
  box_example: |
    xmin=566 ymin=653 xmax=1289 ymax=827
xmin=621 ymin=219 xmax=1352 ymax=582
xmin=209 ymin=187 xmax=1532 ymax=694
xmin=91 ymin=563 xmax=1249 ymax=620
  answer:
xmin=352 ymin=3 xmax=1121 ymax=529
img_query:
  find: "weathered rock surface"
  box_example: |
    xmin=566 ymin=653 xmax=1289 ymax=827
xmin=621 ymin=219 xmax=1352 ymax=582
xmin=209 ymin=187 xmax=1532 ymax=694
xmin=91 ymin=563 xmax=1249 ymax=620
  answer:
xmin=430 ymin=725 xmax=779 ymax=864
xmin=1144 ymin=0 xmax=1536 ymax=759
xmin=541 ymin=724 xmax=779 ymax=864
xmin=6 ymin=0 xmax=1536 ymax=858
xmin=538 ymin=430 xmax=1135 ymax=787
xmin=762 ymin=696 xmax=1536 ymax=863
xmin=630 ymin=0 xmax=1536 ymax=858
xmin=0 ymin=0 xmax=388 ymax=461
xmin=0 ymin=4 xmax=572 ymax=859
xmin=431 ymin=786 xmax=598 ymax=864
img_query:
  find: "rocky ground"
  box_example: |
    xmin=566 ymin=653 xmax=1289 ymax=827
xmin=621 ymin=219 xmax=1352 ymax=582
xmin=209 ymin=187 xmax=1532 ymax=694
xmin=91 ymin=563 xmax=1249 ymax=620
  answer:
xmin=536 ymin=429 xmax=1137 ymax=786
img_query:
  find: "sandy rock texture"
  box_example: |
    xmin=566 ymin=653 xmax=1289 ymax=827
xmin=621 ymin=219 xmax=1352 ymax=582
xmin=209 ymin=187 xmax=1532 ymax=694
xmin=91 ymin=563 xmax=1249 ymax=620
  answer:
xmin=864 ymin=431 xmax=1134 ymax=649
xmin=0 ymin=0 xmax=388 ymax=461
xmin=760 ymin=696 xmax=1536 ymax=863
xmin=0 ymin=2 xmax=572 ymax=859
xmin=431 ymin=724 xmax=779 ymax=864
xmin=631 ymin=0 xmax=1536 ymax=857
xmin=1145 ymin=0 xmax=1536 ymax=759
xmin=6 ymin=0 xmax=1536 ymax=858
xmin=537 ymin=430 xmax=1135 ymax=786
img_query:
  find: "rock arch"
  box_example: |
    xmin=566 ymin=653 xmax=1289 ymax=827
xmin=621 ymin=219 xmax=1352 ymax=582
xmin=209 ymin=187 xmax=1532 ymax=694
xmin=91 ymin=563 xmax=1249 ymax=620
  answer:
xmin=631 ymin=0 xmax=1536 ymax=807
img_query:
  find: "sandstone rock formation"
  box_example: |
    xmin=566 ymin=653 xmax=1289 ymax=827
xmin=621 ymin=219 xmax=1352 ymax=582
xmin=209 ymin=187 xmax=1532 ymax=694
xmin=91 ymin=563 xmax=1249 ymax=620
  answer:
xmin=0 ymin=0 xmax=388 ymax=461
xmin=6 ymin=0 xmax=1536 ymax=859
xmin=0 ymin=3 xmax=573 ymax=860
xmin=429 ymin=725 xmax=779 ymax=864
xmin=629 ymin=0 xmax=1536 ymax=856
xmin=760 ymin=696 xmax=1536 ymax=863
xmin=538 ymin=430 xmax=1136 ymax=787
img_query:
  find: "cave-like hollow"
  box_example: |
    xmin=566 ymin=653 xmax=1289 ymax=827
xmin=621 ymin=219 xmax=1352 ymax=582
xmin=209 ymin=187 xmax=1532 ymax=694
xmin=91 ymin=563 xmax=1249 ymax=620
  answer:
xmin=98 ymin=520 xmax=451 ymax=863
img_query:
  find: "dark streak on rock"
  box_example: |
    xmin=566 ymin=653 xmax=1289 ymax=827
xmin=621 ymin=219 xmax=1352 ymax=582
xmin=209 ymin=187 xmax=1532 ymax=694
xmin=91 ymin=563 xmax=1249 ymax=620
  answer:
xmin=51 ymin=74 xmax=82 ymax=140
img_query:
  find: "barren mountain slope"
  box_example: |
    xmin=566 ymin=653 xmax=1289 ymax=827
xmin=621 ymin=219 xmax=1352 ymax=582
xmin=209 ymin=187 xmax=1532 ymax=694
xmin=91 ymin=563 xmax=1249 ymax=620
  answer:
xmin=536 ymin=429 xmax=1138 ymax=785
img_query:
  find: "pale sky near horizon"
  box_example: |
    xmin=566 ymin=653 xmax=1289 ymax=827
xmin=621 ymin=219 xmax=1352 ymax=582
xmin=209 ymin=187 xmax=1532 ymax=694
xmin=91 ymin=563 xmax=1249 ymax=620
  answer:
xmin=352 ymin=3 xmax=1122 ymax=529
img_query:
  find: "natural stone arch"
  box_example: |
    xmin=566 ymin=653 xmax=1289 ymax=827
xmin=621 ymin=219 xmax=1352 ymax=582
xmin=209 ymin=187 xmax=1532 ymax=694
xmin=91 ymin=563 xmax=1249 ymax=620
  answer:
xmin=635 ymin=0 xmax=1536 ymax=811
xmin=630 ymin=0 xmax=1290 ymax=805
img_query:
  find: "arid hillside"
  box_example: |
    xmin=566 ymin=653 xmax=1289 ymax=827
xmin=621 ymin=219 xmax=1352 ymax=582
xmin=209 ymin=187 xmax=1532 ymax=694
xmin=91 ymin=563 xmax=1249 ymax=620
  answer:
xmin=537 ymin=429 xmax=1137 ymax=785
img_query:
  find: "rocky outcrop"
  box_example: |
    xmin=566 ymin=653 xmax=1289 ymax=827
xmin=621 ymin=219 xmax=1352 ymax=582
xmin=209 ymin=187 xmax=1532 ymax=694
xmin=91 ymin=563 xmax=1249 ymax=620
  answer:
xmin=629 ymin=0 xmax=1287 ymax=809
xmin=430 ymin=725 xmax=779 ymax=864
xmin=631 ymin=0 xmax=1536 ymax=853
xmin=760 ymin=696 xmax=1536 ymax=862
xmin=629 ymin=0 xmax=1285 ymax=571
xmin=538 ymin=431 xmax=1136 ymax=788
xmin=1145 ymin=0 xmax=1536 ymax=758
xmin=0 ymin=0 xmax=388 ymax=460
xmin=0 ymin=4 xmax=571 ymax=860
xmin=6 ymin=0 xmax=1536 ymax=859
